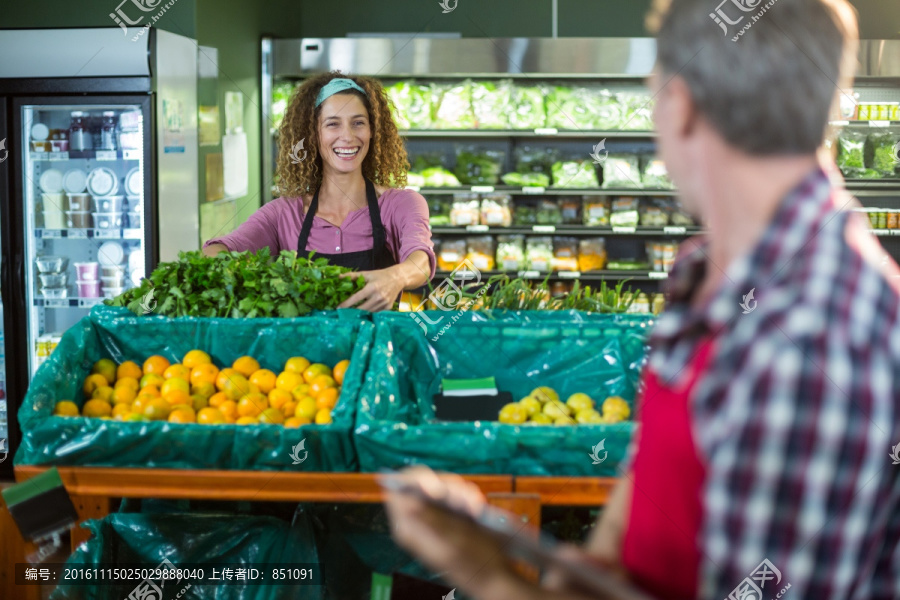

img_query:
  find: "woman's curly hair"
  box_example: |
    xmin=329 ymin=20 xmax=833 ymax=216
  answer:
xmin=276 ymin=71 xmax=409 ymax=197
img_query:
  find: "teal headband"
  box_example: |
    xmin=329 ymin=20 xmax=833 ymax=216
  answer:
xmin=315 ymin=78 xmax=367 ymax=108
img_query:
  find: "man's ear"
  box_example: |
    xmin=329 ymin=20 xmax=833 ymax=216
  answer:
xmin=660 ymin=75 xmax=698 ymax=141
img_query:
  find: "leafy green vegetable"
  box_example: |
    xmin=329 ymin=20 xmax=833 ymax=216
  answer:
xmin=468 ymin=274 xmax=637 ymax=313
xmin=867 ymin=132 xmax=899 ymax=178
xmin=616 ymin=92 xmax=654 ymax=130
xmin=421 ymin=167 xmax=461 ymax=187
xmin=454 ymin=148 xmax=505 ymax=185
xmin=385 ymin=81 xmax=433 ymax=129
xmin=472 ymin=80 xmax=511 ymax=129
xmin=104 ymin=249 xmax=365 ymax=318
xmin=837 ymin=130 xmax=867 ymax=177
xmin=546 ymin=87 xmax=599 ymax=130
xmin=509 ymin=86 xmax=547 ymax=130
xmin=432 ymin=81 xmax=476 ymax=129
xmin=501 ymin=172 xmax=551 ymax=187
xmin=551 ymin=160 xmax=600 ymax=188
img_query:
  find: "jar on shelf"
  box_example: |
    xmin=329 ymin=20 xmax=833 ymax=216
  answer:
xmin=69 ymin=111 xmax=93 ymax=151
xmin=99 ymin=111 xmax=117 ymax=151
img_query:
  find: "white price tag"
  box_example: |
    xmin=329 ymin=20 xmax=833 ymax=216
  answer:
xmin=521 ymin=187 xmax=545 ymax=195
xmin=558 ymin=271 xmax=581 ymax=279
xmin=123 ymin=228 xmax=142 ymax=239
xmin=94 ymin=229 xmax=119 ymax=239
xmin=648 ymin=271 xmax=668 ymax=279
xmin=95 ymin=150 xmax=117 ymax=161
xmin=534 ymin=128 xmax=558 ymax=135
xmin=532 ymin=225 xmax=556 ymax=233
xmin=612 ymin=226 xmax=636 ymax=233
xmin=41 ymin=229 xmax=62 ymax=239
xmin=68 ymin=229 xmax=89 ymax=238
xmin=123 ymin=149 xmax=141 ymax=160
xmin=43 ymin=299 xmax=69 ymax=308
xmin=869 ymin=120 xmax=891 ymax=128
xmin=466 ymin=225 xmax=489 ymax=232
xmin=48 ymin=152 xmax=69 ymax=161
xmin=663 ymin=226 xmax=687 ymax=234
xmin=830 ymin=120 xmax=850 ymax=126
xmin=78 ymin=298 xmax=102 ymax=308
xmin=873 ymin=229 xmax=891 ymax=236
xmin=518 ymin=270 xmax=541 ymax=278
xmin=471 ymin=186 xmax=495 ymax=193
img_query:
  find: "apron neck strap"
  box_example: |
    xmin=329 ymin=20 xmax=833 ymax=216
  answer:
xmin=297 ymin=178 xmax=386 ymax=254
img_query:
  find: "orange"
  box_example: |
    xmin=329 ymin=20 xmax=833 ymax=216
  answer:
xmin=140 ymin=373 xmax=165 ymax=389
xmin=190 ymin=363 xmax=220 ymax=388
xmin=309 ymin=375 xmax=336 ymax=397
xmin=294 ymin=397 xmax=317 ymax=420
xmin=332 ymin=360 xmax=350 ymax=386
xmin=222 ymin=373 xmax=254 ymax=401
xmin=168 ymin=407 xmax=196 ymax=423
xmin=163 ymin=388 xmax=191 ymax=407
xmin=112 ymin=386 xmax=137 ymax=405
xmin=232 ymin=356 xmax=261 ymax=378
xmin=116 ymin=360 xmax=143 ymax=381
xmin=112 ymin=403 xmax=133 ymax=419
xmin=191 ymin=394 xmax=210 ymax=412
xmin=191 ymin=381 xmax=216 ymax=399
xmin=91 ymin=385 xmax=115 ymax=403
xmin=258 ymin=408 xmax=284 ymax=425
xmin=115 ymin=376 xmax=140 ymax=392
xmin=237 ymin=392 xmax=268 ymax=418
xmin=267 ymin=388 xmax=293 ymax=412
xmin=284 ymin=416 xmax=310 ymax=428
xmin=163 ymin=364 xmax=191 ymax=381
xmin=218 ymin=400 xmax=239 ymax=422
xmin=143 ymin=355 xmax=171 ymax=376
xmin=290 ymin=384 xmax=312 ymax=402
xmin=142 ymin=398 xmax=171 ymax=421
xmin=182 ymin=349 xmax=212 ymax=370
xmin=160 ymin=378 xmax=189 ymax=397
xmin=314 ymin=408 xmax=333 ymax=425
xmin=275 ymin=371 xmax=303 ymax=393
xmin=83 ymin=399 xmax=112 ymax=418
xmin=315 ymin=387 xmax=339 ymax=411
xmin=83 ymin=373 xmax=108 ymax=396
xmin=91 ymin=358 xmax=117 ymax=386
xmin=281 ymin=401 xmax=298 ymax=418
xmin=249 ymin=369 xmax=277 ymax=394
xmin=208 ymin=392 xmax=228 ymax=408
xmin=216 ymin=367 xmax=237 ymax=391
xmin=132 ymin=397 xmax=151 ymax=415
xmin=302 ymin=364 xmax=331 ymax=384
xmin=284 ymin=356 xmax=311 ymax=375
xmin=138 ymin=385 xmax=160 ymax=398
xmin=235 ymin=416 xmax=259 ymax=425
xmin=54 ymin=400 xmax=80 ymax=417
xmin=197 ymin=407 xmax=226 ymax=425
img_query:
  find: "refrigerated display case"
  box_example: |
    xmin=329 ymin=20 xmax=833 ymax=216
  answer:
xmin=0 ymin=27 xmax=199 ymax=477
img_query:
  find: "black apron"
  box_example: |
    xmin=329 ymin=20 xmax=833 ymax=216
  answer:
xmin=297 ymin=179 xmax=397 ymax=271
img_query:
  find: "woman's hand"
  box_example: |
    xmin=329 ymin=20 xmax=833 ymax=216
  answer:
xmin=337 ymin=267 xmax=405 ymax=311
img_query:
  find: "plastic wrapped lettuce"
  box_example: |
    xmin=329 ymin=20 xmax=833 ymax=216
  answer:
xmin=867 ymin=132 xmax=899 ymax=178
xmin=593 ymin=89 xmax=625 ymax=130
xmin=551 ymin=160 xmax=600 ymax=188
xmin=617 ymin=92 xmax=655 ymax=130
xmin=385 ymin=81 xmax=433 ymax=129
xmin=509 ymin=86 xmax=547 ymax=129
xmin=547 ymin=87 xmax=611 ymax=130
xmin=454 ymin=147 xmax=505 ymax=185
xmin=501 ymin=172 xmax=551 ymax=187
xmin=603 ymin=155 xmax=642 ymax=188
xmin=472 ymin=80 xmax=511 ymax=129
xmin=421 ymin=167 xmax=461 ymax=187
xmin=432 ymin=80 xmax=475 ymax=129
xmin=837 ymin=130 xmax=866 ymax=177
xmin=641 ymin=157 xmax=674 ymax=188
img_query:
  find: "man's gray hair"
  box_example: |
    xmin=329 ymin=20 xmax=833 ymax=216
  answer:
xmin=647 ymin=0 xmax=859 ymax=155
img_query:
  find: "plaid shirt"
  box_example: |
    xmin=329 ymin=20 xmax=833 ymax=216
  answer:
xmin=644 ymin=167 xmax=900 ymax=599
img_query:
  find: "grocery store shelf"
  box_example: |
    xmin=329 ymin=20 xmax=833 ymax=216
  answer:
xmin=830 ymin=120 xmax=899 ymax=128
xmin=411 ymin=186 xmax=677 ymax=196
xmin=30 ymin=149 xmax=141 ymax=161
xmin=434 ymin=269 xmax=667 ymax=282
xmin=36 ymin=228 xmax=143 ymax=240
xmin=844 ymin=180 xmax=900 ymax=196
xmin=400 ymin=129 xmax=655 ymax=139
xmin=431 ymin=225 xmax=702 ymax=236
xmin=34 ymin=297 xmax=106 ymax=308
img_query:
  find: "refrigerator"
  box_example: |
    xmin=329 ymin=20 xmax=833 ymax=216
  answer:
xmin=0 ymin=27 xmax=199 ymax=478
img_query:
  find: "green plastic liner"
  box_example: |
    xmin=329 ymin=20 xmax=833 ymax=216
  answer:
xmin=16 ymin=305 xmax=373 ymax=471
xmin=355 ymin=310 xmax=653 ymax=476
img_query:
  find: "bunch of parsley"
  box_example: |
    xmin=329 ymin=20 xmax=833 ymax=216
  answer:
xmin=105 ymin=249 xmax=366 ymax=318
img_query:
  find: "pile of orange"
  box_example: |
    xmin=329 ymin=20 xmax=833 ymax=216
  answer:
xmin=53 ymin=351 xmax=351 ymax=429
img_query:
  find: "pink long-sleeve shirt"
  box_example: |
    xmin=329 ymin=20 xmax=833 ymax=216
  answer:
xmin=203 ymin=187 xmax=436 ymax=277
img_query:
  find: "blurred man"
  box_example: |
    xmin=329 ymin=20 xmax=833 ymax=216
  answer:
xmin=384 ymin=0 xmax=900 ymax=598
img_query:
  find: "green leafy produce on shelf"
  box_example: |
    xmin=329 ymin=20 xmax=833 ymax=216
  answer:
xmin=454 ymin=147 xmax=505 ymax=185
xmin=406 ymin=171 xmax=426 ymax=187
xmin=617 ymin=92 xmax=655 ymax=130
xmin=105 ymin=249 xmax=365 ymax=318
xmin=607 ymin=260 xmax=650 ymax=270
xmin=509 ymin=86 xmax=547 ymax=130
xmin=515 ymin=145 xmax=559 ymax=175
xmin=474 ymin=274 xmax=637 ymax=313
xmin=641 ymin=158 xmax=674 ymax=188
xmin=271 ymin=82 xmax=296 ymax=131
xmin=432 ymin=81 xmax=476 ymax=129
xmin=546 ymin=87 xmax=604 ymax=130
xmin=867 ymin=132 xmax=899 ymax=178
xmin=472 ymin=80 xmax=512 ymax=129
xmin=385 ymin=81 xmax=433 ymax=129
xmin=411 ymin=152 xmax=446 ymax=172
xmin=836 ymin=130 xmax=866 ymax=177
xmin=501 ymin=172 xmax=551 ymax=187
xmin=551 ymin=160 xmax=600 ymax=188
xmin=421 ymin=167 xmax=461 ymax=187
xmin=592 ymin=90 xmax=625 ymax=130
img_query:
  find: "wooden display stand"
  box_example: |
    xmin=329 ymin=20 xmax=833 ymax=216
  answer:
xmin=6 ymin=466 xmax=617 ymax=598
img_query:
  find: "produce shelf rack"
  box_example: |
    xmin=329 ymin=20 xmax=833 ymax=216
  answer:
xmin=2 ymin=466 xmax=618 ymax=597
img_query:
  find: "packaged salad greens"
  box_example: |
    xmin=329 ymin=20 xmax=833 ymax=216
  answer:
xmin=466 ymin=235 xmax=496 ymax=271
xmin=411 ymin=152 xmax=446 ymax=172
xmin=385 ymin=81 xmax=434 ymax=129
xmin=639 ymin=198 xmax=670 ymax=227
xmin=525 ymin=237 xmax=554 ymax=272
xmin=496 ymin=235 xmax=525 ymax=271
xmin=610 ymin=197 xmax=640 ymax=227
xmin=454 ymin=147 xmax=505 ymax=185
xmin=406 ymin=172 xmax=426 ymax=187
xmin=836 ymin=130 xmax=867 ymax=177
xmin=449 ymin=193 xmax=481 ymax=226
xmin=578 ymin=238 xmax=607 ymax=271
xmin=514 ymin=203 xmax=538 ymax=225
xmin=582 ymin=196 xmax=610 ymax=226
xmin=551 ymin=160 xmax=600 ymax=188
xmin=641 ymin=157 xmax=674 ymax=188
xmin=438 ymin=239 xmax=467 ymax=271
xmin=536 ymin=200 xmax=562 ymax=225
xmin=432 ymin=80 xmax=476 ymax=129
xmin=472 ymin=80 xmax=512 ymax=129
xmin=421 ymin=167 xmax=461 ymax=187
xmin=546 ymin=87 xmax=597 ymax=130
xmin=426 ymin=196 xmax=452 ymax=226
xmin=501 ymin=172 xmax=551 ymax=187
xmin=515 ymin=146 xmax=560 ymax=175
xmin=509 ymin=86 xmax=547 ymax=129
xmin=616 ymin=92 xmax=655 ymax=130
xmin=602 ymin=155 xmax=642 ymax=188
xmin=552 ymin=237 xmax=579 ymax=271
xmin=593 ymin=89 xmax=625 ymax=130
xmin=867 ymin=132 xmax=899 ymax=178
xmin=480 ymin=194 xmax=513 ymax=227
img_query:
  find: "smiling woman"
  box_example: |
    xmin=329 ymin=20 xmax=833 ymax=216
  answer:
xmin=202 ymin=71 xmax=435 ymax=312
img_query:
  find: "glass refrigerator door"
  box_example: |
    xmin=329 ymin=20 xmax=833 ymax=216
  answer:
xmin=21 ymin=101 xmax=147 ymax=377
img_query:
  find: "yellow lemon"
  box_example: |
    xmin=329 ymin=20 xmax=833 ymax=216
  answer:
xmin=284 ymin=356 xmax=311 ymax=374
xmin=54 ymin=400 xmax=80 ymax=417
xmin=91 ymin=358 xmax=117 ymax=385
xmin=182 ymin=349 xmax=212 ymax=369
xmin=83 ymin=399 xmax=113 ymax=418
xmin=314 ymin=409 xmax=332 ymax=425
